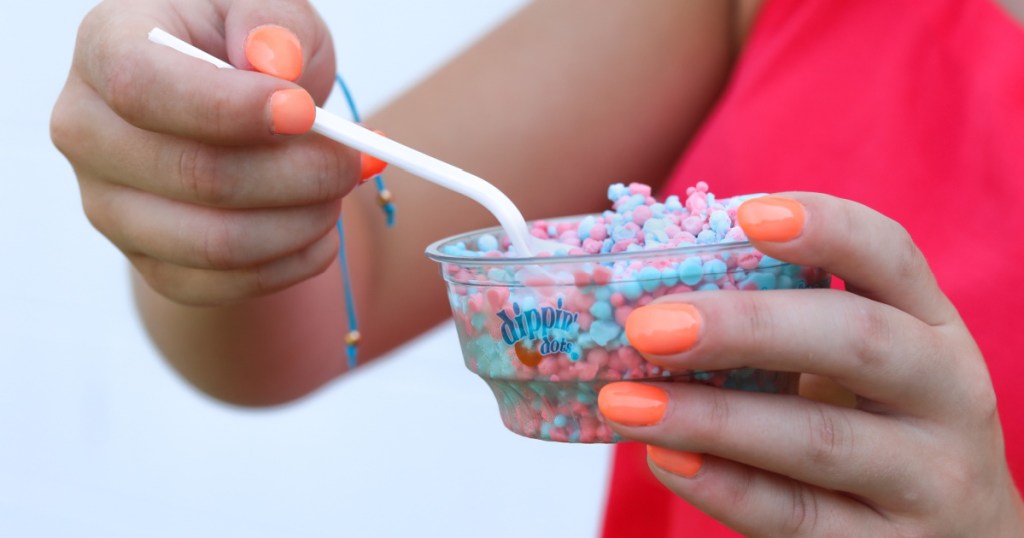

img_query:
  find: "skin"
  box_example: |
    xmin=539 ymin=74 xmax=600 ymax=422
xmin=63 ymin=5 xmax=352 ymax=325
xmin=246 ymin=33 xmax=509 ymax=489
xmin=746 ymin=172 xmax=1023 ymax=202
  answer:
xmin=50 ymin=0 xmax=1024 ymax=535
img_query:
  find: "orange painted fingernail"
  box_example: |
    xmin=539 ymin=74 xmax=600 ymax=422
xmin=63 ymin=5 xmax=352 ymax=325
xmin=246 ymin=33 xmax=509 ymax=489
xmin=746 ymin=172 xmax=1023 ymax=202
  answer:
xmin=359 ymin=131 xmax=389 ymax=183
xmin=737 ymin=196 xmax=805 ymax=242
xmin=625 ymin=303 xmax=701 ymax=356
xmin=598 ymin=382 xmax=668 ymax=426
xmin=647 ymin=445 xmax=702 ymax=478
xmin=360 ymin=154 xmax=388 ymax=183
xmin=245 ymin=25 xmax=303 ymax=81
xmin=269 ymin=89 xmax=315 ymax=135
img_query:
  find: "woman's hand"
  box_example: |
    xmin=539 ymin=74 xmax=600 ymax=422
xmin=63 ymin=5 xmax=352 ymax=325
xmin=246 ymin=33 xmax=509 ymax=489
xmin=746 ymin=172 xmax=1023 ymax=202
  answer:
xmin=51 ymin=0 xmax=359 ymax=306
xmin=598 ymin=193 xmax=1024 ymax=536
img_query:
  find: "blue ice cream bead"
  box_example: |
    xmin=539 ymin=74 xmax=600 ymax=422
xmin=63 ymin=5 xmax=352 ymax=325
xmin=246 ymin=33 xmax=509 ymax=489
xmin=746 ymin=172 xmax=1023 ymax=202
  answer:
xmin=696 ymin=229 xmax=717 ymax=244
xmin=471 ymin=313 xmax=486 ymax=330
xmin=698 ymin=283 xmax=720 ymax=291
xmin=476 ymin=233 xmax=499 ymax=252
xmin=441 ymin=244 xmax=463 ymax=256
xmin=661 ymin=267 xmax=679 ymax=287
xmin=758 ymin=255 xmax=782 ymax=268
xmin=553 ymin=414 xmax=568 ymax=428
xmin=577 ymin=215 xmax=597 ymax=240
xmin=487 ymin=268 xmax=510 ymax=283
xmin=709 ymin=210 xmax=731 ymax=234
xmin=637 ymin=265 xmax=662 ymax=292
xmin=665 ymin=195 xmax=683 ymax=212
xmin=590 ymin=300 xmax=613 ymax=320
xmin=702 ymin=258 xmax=728 ymax=279
xmin=607 ymin=183 xmax=628 ymax=201
xmin=615 ymin=280 xmax=644 ymax=300
xmin=642 ymin=217 xmax=670 ymax=244
xmin=677 ymin=256 xmax=704 ymax=286
xmin=589 ymin=320 xmax=623 ymax=346
xmin=594 ymin=285 xmax=612 ymax=301
xmin=744 ymin=272 xmax=778 ymax=290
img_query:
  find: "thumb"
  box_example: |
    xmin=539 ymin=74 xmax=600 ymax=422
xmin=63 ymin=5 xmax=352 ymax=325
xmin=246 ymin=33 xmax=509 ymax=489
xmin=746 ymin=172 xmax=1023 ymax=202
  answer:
xmin=223 ymin=1 xmax=337 ymax=104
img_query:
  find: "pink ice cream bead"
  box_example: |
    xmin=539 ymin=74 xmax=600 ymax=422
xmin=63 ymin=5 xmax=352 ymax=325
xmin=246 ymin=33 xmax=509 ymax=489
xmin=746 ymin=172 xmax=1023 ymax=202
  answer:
xmin=587 ymin=348 xmax=610 ymax=367
xmin=632 ymin=205 xmax=652 ymax=225
xmin=582 ymin=238 xmax=603 ymax=254
xmin=628 ymin=182 xmax=652 ymax=197
xmin=537 ymin=358 xmax=559 ymax=376
xmin=614 ymin=305 xmax=634 ymax=326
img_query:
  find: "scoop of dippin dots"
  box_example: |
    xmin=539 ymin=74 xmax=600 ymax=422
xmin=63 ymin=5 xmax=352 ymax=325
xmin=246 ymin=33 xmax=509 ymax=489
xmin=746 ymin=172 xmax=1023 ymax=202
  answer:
xmin=428 ymin=182 xmax=830 ymax=443
xmin=440 ymin=181 xmax=759 ymax=259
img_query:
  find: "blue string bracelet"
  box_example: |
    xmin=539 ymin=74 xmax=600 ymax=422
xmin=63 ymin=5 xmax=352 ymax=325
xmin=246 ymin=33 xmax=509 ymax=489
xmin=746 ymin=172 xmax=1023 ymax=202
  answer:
xmin=334 ymin=72 xmax=395 ymax=369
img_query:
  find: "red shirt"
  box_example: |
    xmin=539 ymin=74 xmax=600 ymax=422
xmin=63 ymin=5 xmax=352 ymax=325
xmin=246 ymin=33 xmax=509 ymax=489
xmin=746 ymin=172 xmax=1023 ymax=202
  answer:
xmin=602 ymin=0 xmax=1024 ymax=535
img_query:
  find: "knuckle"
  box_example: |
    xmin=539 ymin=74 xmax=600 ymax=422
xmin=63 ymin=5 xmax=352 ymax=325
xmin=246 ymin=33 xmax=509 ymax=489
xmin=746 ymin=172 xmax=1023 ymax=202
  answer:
xmin=692 ymin=387 xmax=732 ymax=439
xmin=733 ymin=294 xmax=775 ymax=345
xmin=782 ymin=485 xmax=820 ymax=537
xmin=104 ymin=54 xmax=145 ymax=126
xmin=803 ymin=405 xmax=850 ymax=468
xmin=306 ymin=142 xmax=358 ymax=202
xmin=849 ymin=301 xmax=894 ymax=370
xmin=204 ymin=90 xmax=238 ymax=141
xmin=889 ymin=222 xmax=925 ymax=282
xmin=198 ymin=215 xmax=240 ymax=270
xmin=176 ymin=142 xmax=236 ymax=205
xmin=49 ymin=94 xmax=79 ymax=158
xmin=960 ymin=367 xmax=999 ymax=425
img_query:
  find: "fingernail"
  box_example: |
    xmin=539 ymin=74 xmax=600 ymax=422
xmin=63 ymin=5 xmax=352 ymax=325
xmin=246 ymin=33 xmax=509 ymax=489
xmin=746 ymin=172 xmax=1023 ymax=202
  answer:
xmin=737 ymin=196 xmax=805 ymax=242
xmin=598 ymin=382 xmax=668 ymax=426
xmin=245 ymin=24 xmax=303 ymax=81
xmin=359 ymin=131 xmax=389 ymax=183
xmin=269 ymin=89 xmax=315 ymax=135
xmin=647 ymin=445 xmax=702 ymax=478
xmin=625 ymin=303 xmax=701 ymax=356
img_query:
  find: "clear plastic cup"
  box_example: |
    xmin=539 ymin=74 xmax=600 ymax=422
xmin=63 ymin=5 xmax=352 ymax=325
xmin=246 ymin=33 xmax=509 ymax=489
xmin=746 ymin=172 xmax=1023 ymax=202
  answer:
xmin=425 ymin=216 xmax=830 ymax=443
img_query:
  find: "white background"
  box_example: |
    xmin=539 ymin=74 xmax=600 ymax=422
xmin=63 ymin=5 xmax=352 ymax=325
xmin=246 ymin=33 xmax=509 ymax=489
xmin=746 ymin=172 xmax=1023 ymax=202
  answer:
xmin=0 ymin=1 xmax=613 ymax=536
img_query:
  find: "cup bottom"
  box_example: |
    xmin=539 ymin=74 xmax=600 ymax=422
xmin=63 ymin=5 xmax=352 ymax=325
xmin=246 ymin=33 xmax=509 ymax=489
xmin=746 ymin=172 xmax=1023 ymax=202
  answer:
xmin=483 ymin=369 xmax=799 ymax=443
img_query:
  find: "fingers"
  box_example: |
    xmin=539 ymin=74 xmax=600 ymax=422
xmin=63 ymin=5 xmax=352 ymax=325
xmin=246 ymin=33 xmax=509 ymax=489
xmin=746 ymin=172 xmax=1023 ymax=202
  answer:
xmin=75 ymin=0 xmax=331 ymax=144
xmin=737 ymin=193 xmax=959 ymax=326
xmin=627 ymin=289 xmax=951 ymax=414
xmin=82 ymin=178 xmax=341 ymax=270
xmin=130 ymin=228 xmax=341 ymax=306
xmin=645 ymin=450 xmax=891 ymax=537
xmin=56 ymin=83 xmax=359 ymax=208
xmin=599 ymin=382 xmax=932 ymax=508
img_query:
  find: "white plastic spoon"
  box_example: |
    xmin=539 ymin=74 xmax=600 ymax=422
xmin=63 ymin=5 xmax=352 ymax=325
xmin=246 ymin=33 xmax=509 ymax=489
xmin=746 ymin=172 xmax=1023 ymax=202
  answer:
xmin=148 ymin=27 xmax=559 ymax=257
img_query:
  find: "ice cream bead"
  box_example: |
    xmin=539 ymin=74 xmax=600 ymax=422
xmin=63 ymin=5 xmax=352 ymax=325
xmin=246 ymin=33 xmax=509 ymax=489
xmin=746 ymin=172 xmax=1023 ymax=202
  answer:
xmin=426 ymin=182 xmax=830 ymax=443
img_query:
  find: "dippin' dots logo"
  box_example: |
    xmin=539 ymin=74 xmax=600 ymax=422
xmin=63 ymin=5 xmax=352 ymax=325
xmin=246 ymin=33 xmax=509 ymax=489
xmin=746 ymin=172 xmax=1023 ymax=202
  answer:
xmin=496 ymin=298 xmax=580 ymax=365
